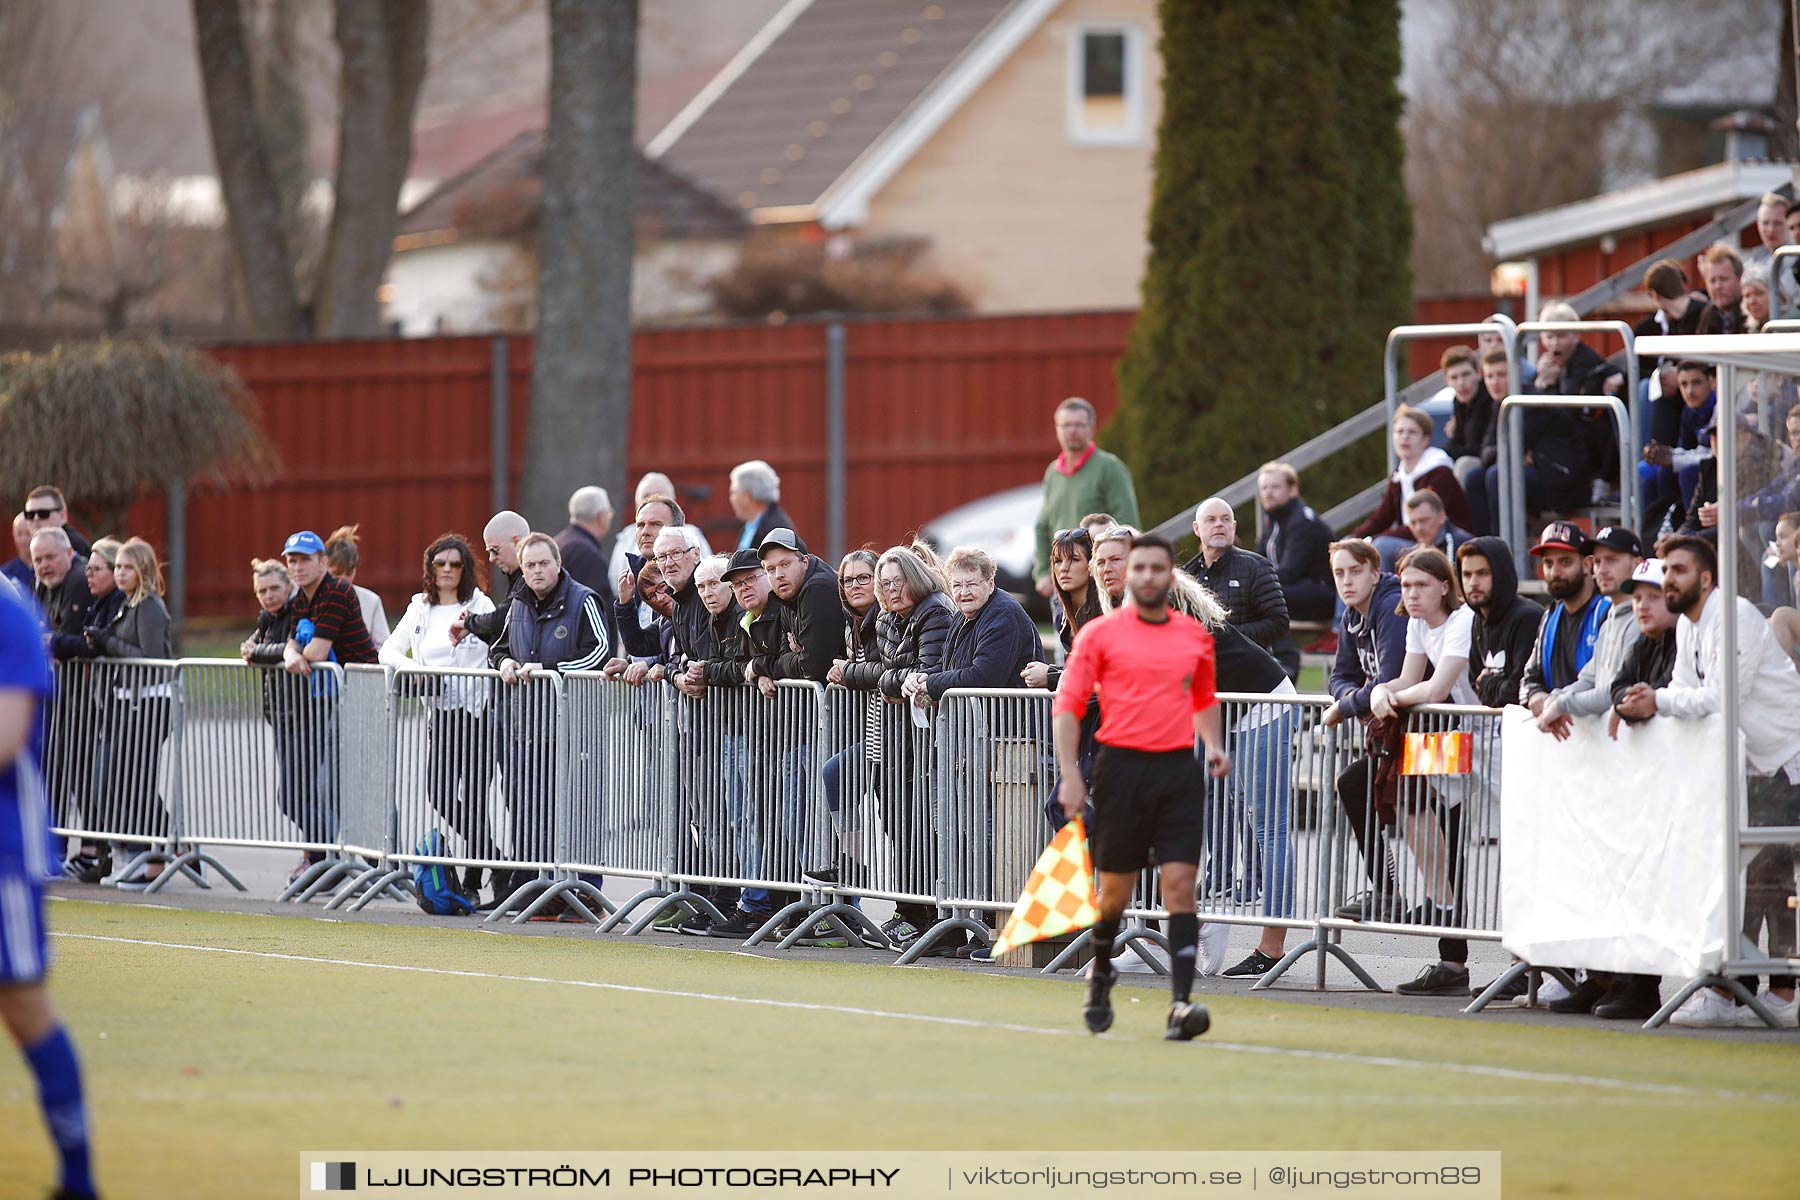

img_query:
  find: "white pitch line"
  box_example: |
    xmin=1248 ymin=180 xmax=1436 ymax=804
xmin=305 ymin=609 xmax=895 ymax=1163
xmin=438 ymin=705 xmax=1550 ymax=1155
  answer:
xmin=48 ymin=932 xmax=1795 ymax=1104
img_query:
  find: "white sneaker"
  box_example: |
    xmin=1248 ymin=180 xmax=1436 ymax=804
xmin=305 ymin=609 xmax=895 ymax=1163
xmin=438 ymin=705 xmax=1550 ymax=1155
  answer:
xmin=1669 ymin=988 xmax=1745 ymax=1027
xmin=1532 ymin=976 xmax=1572 ymax=1006
xmin=1741 ymin=992 xmax=1798 ymax=1028
xmin=1114 ymin=944 xmax=1168 ymax=974
xmin=1198 ymin=922 xmax=1232 ymax=976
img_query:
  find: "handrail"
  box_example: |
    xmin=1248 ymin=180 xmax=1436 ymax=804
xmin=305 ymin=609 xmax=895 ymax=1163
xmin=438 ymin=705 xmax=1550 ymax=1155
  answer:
xmin=1383 ymin=316 xmax=1520 ymax=475
xmin=1504 ymin=320 xmax=1638 ymax=555
xmin=1494 ymin=393 xmax=1632 ymax=575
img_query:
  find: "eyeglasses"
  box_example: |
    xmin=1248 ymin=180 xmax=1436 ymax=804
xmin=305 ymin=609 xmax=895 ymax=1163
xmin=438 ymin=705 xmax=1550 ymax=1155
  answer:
xmin=431 ymin=558 xmax=464 ymax=570
xmin=653 ymin=549 xmax=695 ymax=566
xmin=23 ymin=507 xmax=60 ymax=520
xmin=841 ymin=573 xmax=875 ymax=586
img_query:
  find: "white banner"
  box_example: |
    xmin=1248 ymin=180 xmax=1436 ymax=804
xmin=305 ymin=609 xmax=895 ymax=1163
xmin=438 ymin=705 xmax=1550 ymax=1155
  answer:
xmin=1500 ymin=706 xmax=1728 ymax=977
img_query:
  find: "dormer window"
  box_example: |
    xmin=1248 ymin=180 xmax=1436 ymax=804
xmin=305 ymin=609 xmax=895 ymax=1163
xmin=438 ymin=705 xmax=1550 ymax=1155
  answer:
xmin=1068 ymin=24 xmax=1144 ymax=146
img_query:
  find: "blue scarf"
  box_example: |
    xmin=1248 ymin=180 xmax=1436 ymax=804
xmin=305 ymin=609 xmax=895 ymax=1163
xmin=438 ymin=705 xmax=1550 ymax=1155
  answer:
xmin=1539 ymin=593 xmax=1610 ymax=688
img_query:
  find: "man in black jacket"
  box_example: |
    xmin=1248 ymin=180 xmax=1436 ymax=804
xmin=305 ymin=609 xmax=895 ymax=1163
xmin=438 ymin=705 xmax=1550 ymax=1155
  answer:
xmin=1253 ymin=463 xmax=1334 ymax=623
xmin=454 ymin=510 xmax=529 ymax=650
xmin=1185 ymin=498 xmax=1298 ymax=678
xmin=28 ymin=530 xmax=91 ymax=657
xmin=555 ymin=485 xmax=616 ymax=647
xmin=757 ymin=529 xmax=843 ymax=684
xmin=1455 ymin=536 xmax=1542 ymax=708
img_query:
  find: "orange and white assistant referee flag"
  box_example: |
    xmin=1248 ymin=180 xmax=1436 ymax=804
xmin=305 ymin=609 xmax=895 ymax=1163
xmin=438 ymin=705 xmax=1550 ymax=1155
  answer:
xmin=990 ymin=818 xmax=1101 ymax=956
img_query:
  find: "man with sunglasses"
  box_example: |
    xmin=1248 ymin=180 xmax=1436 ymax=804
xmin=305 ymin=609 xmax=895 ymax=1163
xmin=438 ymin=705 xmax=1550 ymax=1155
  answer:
xmin=20 ymin=487 xmax=91 ymax=562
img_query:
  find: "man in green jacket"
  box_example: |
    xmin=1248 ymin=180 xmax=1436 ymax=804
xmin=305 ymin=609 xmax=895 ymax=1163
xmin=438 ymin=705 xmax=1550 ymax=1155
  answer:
xmin=1033 ymin=397 xmax=1140 ymax=597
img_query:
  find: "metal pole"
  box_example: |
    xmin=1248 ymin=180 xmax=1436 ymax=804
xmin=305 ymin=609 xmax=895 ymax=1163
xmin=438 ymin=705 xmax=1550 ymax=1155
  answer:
xmin=825 ymin=321 xmax=847 ymax=565
xmin=1717 ymin=362 xmax=1743 ymax=984
xmin=489 ymin=336 xmax=510 ymax=516
xmin=165 ymin=476 xmax=186 ymax=648
xmin=1382 ymin=332 xmax=1400 ymax=477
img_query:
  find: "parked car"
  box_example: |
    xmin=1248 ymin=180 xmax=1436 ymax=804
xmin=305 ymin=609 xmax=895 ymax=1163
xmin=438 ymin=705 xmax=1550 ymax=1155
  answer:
xmin=919 ymin=484 xmax=1048 ymax=618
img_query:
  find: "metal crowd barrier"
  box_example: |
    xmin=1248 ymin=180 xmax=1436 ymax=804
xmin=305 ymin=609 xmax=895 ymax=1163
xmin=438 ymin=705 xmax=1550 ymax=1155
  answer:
xmin=42 ymin=658 xmax=1528 ymax=989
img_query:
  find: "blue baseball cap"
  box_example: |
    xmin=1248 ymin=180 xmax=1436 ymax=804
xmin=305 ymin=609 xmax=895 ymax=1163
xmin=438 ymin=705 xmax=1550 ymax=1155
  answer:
xmin=282 ymin=530 xmax=326 ymax=556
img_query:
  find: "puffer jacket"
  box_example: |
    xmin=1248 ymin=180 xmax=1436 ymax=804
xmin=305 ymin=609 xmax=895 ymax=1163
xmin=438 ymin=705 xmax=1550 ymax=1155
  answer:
xmin=875 ymin=592 xmax=956 ymax=699
xmin=837 ymin=605 xmax=882 ymax=692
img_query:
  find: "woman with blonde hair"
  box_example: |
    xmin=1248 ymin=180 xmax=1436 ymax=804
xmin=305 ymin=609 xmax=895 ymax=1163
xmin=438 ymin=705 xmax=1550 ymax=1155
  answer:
xmin=94 ymin=537 xmax=174 ymax=888
xmin=1165 ymin=571 xmax=1302 ymax=982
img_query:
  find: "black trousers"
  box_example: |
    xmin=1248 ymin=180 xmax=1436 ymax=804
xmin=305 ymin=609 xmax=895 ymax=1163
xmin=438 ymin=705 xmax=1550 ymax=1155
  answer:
xmin=1336 ymin=756 xmax=1468 ymax=964
xmin=427 ymin=708 xmax=497 ymax=863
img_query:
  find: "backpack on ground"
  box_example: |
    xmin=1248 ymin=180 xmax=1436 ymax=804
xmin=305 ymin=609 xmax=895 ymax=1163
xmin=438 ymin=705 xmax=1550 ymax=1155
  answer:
xmin=412 ymin=831 xmax=476 ymax=916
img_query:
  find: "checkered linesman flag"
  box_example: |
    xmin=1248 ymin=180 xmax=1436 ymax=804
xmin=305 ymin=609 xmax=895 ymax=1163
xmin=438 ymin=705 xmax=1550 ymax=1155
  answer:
xmin=990 ymin=818 xmax=1100 ymax=956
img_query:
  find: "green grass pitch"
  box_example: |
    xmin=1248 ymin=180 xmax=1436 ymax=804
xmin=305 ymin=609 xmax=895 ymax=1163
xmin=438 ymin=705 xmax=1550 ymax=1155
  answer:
xmin=2 ymin=899 xmax=1795 ymax=1199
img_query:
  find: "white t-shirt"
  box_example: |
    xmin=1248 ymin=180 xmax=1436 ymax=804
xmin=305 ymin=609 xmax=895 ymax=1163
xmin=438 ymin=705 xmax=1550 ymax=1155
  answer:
xmin=1404 ymin=604 xmax=1479 ymax=707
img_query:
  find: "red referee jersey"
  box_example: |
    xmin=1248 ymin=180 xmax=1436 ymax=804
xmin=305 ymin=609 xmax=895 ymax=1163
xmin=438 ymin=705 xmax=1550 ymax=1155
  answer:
xmin=1054 ymin=605 xmax=1217 ymax=752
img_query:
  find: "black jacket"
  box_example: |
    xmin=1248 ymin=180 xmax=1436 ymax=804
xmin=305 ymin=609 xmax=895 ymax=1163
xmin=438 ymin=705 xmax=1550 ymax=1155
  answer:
xmin=496 ymin=571 xmax=608 ymax=672
xmin=875 ymin=592 xmax=955 ymax=699
xmin=711 ymin=601 xmax=785 ymax=687
xmin=1460 ymin=535 xmax=1543 ymax=708
xmin=663 ymin=575 xmax=712 ymax=673
xmin=554 ymin=524 xmax=613 ymax=601
xmin=53 ymin=585 xmax=127 ymax=661
xmin=1182 ymin=544 xmax=1297 ymax=677
xmin=464 ymin=566 xmax=524 ymax=648
xmin=838 ymin=606 xmax=883 ymax=691
xmin=612 ymin=551 xmax=669 ymax=659
xmin=1696 ymin=300 xmax=1747 ymax=336
xmin=1214 ymin=622 xmax=1288 ymax=695
xmin=246 ymin=602 xmax=295 ymax=667
xmin=925 ymin=589 xmax=1038 ymax=700
xmin=1445 ymin=381 xmax=1495 ymax=463
xmin=702 ymin=602 xmax=751 ymax=687
xmin=1610 ymin=626 xmax=1678 ymax=723
xmin=767 ymin=556 xmax=844 ymax=683
xmin=1045 ymin=586 xmax=1104 ymax=691
xmin=1328 ymin=573 xmax=1406 ymax=721
xmin=35 ymin=558 xmax=93 ymax=661
xmin=1520 ymin=587 xmax=1606 ymax=704
xmin=1255 ymin=495 xmax=1335 ymax=623
xmin=741 ymin=502 xmax=798 ymax=552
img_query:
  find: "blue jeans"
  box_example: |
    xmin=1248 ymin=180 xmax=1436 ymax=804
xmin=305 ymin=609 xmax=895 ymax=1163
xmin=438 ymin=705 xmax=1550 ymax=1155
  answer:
xmin=1227 ymin=708 xmax=1296 ymax=919
xmin=721 ymin=735 xmax=767 ymax=912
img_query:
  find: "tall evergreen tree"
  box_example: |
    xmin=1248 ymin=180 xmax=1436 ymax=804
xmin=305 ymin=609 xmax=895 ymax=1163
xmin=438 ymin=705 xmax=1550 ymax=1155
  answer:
xmin=1112 ymin=1 xmax=1411 ymax=531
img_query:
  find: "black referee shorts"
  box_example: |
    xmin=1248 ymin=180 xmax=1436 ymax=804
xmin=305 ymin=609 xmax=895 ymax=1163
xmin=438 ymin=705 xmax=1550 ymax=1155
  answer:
xmin=1089 ymin=744 xmax=1205 ymax=874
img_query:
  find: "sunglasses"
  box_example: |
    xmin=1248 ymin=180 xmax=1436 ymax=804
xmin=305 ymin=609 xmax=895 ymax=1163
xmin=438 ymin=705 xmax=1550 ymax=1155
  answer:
xmin=23 ymin=507 xmax=60 ymax=520
xmin=1052 ymin=528 xmax=1093 ymax=548
xmin=431 ymin=558 xmax=464 ymax=570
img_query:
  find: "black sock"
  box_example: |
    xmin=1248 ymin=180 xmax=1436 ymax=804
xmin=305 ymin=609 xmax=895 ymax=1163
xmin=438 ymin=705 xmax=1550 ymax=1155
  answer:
xmin=1169 ymin=912 xmax=1199 ymax=1003
xmin=1091 ymin=917 xmax=1121 ymax=976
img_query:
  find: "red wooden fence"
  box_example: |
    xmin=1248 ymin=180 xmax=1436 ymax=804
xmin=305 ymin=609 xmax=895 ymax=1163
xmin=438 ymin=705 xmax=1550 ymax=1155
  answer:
xmin=128 ymin=311 xmax=1139 ymax=619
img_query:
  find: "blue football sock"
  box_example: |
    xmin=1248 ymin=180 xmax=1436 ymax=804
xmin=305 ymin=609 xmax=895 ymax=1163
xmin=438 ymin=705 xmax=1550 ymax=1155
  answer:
xmin=25 ymin=1024 xmax=95 ymax=1198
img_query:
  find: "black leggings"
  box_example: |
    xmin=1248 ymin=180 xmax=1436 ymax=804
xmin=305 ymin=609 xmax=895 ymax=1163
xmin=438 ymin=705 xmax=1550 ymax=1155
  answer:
xmin=1336 ymin=756 xmax=1468 ymax=964
xmin=427 ymin=709 xmax=497 ymax=860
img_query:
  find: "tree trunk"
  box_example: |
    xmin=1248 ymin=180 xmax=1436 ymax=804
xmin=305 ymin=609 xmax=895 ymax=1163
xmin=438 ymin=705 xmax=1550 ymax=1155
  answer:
xmin=522 ymin=0 xmax=638 ymax=532
xmin=191 ymin=0 xmax=308 ymax=337
xmin=314 ymin=0 xmax=429 ymax=336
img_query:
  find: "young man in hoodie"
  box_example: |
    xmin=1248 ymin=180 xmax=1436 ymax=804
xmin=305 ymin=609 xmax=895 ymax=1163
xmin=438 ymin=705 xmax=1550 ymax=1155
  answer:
xmin=1352 ymin=405 xmax=1472 ymax=570
xmin=1535 ymin=527 xmax=1643 ymax=745
xmin=1455 ymin=537 xmax=1542 ymax=709
xmin=1320 ymin=540 xmax=1410 ymax=926
xmin=1520 ymin=522 xmax=1610 ymax=716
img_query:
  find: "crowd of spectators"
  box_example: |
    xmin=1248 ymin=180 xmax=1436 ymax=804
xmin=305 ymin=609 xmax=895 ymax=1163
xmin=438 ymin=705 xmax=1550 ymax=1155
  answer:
xmin=7 ymin=218 xmax=1800 ymax=1010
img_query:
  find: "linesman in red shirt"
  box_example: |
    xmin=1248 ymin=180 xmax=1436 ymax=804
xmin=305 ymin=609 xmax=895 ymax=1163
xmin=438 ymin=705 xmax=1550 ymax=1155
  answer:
xmin=1055 ymin=532 xmax=1230 ymax=1040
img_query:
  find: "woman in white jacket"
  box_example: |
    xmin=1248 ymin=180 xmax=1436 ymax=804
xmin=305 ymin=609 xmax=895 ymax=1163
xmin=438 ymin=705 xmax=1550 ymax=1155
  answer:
xmin=381 ymin=533 xmax=498 ymax=897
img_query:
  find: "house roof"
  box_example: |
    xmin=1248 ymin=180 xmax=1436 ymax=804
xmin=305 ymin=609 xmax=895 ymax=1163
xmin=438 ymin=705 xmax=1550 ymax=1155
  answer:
xmin=1483 ymin=159 xmax=1795 ymax=260
xmin=394 ymin=130 xmax=745 ymax=247
xmin=647 ymin=0 xmax=1050 ymax=225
